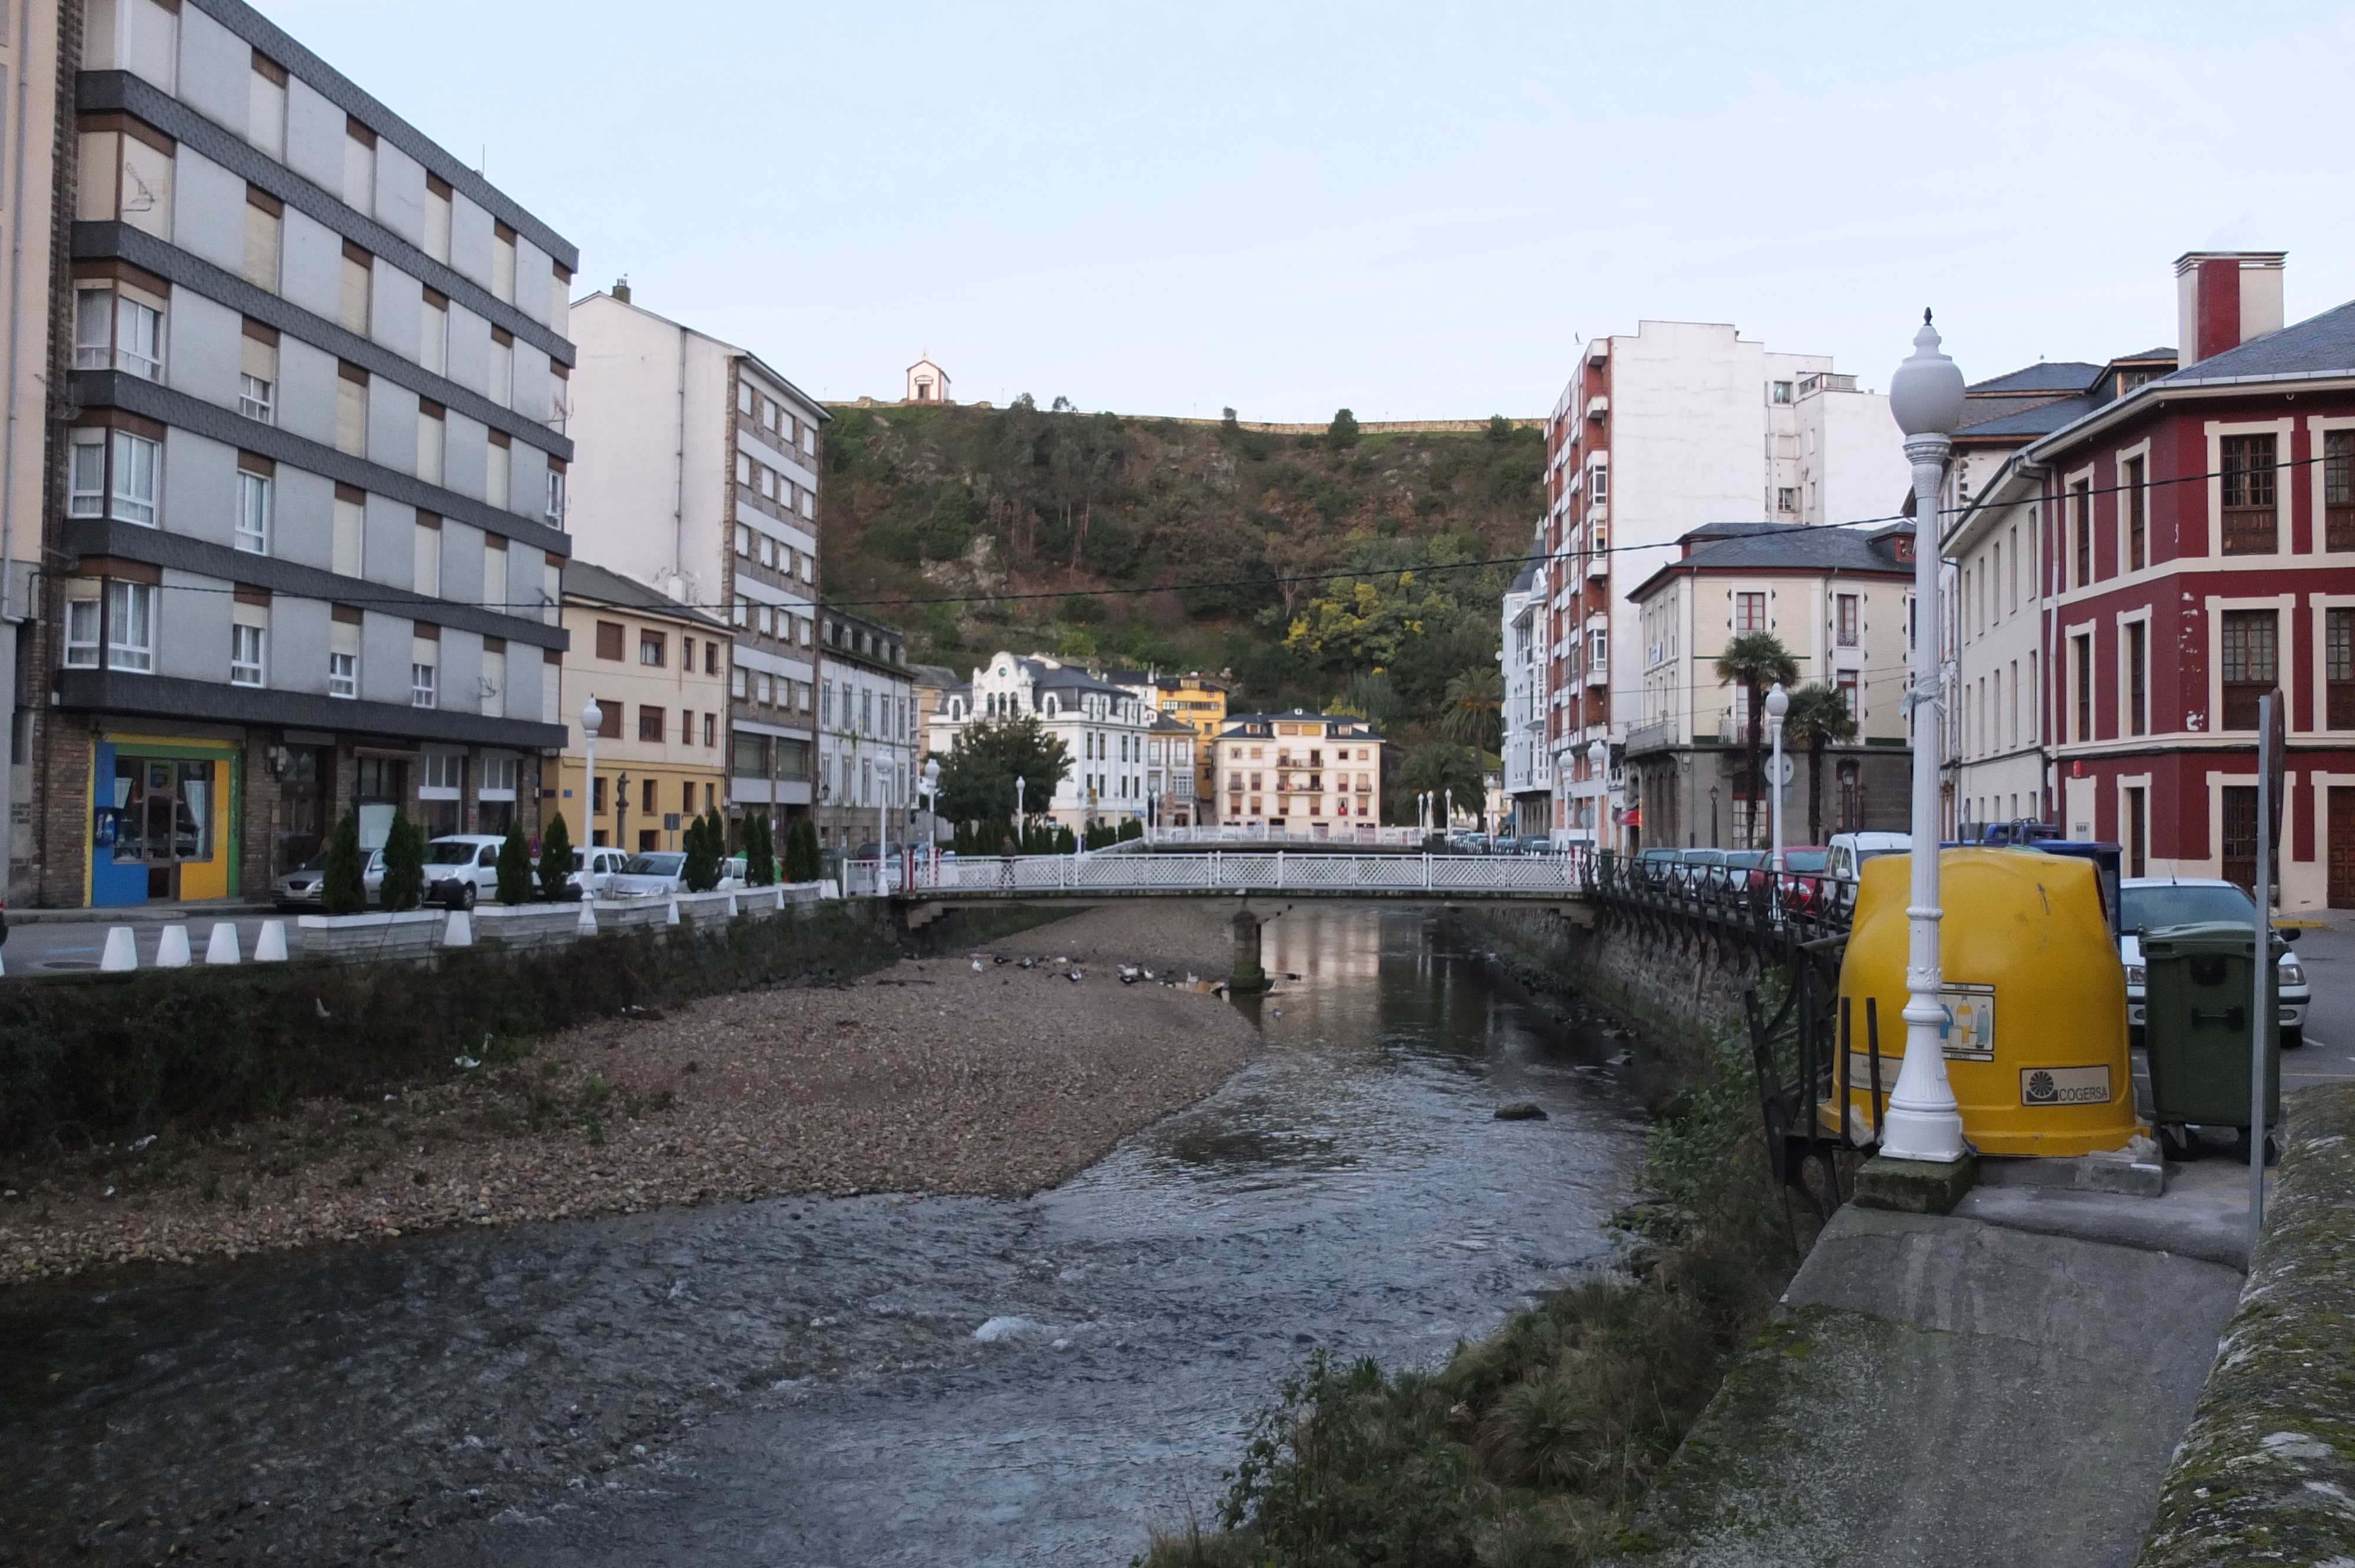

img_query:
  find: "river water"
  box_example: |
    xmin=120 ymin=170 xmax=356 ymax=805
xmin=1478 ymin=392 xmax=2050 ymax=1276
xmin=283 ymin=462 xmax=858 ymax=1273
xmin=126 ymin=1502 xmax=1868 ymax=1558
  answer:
xmin=0 ymin=905 xmax=1644 ymax=1567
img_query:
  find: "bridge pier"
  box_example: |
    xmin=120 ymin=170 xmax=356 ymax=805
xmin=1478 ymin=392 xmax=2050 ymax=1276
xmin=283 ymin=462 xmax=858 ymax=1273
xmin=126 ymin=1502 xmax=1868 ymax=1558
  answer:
xmin=1230 ymin=902 xmax=1269 ymax=994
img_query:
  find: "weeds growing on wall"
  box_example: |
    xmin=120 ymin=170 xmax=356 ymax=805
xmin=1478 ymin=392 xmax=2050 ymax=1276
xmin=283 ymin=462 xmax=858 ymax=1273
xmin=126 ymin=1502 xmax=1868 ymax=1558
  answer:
xmin=1140 ymin=1028 xmax=1815 ymax=1568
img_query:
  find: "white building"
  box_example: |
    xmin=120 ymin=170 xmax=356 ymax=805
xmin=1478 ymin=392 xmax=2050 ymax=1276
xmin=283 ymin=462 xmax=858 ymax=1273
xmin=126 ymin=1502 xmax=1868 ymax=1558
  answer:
xmin=936 ymin=652 xmax=1155 ymax=831
xmin=563 ymin=288 xmax=826 ymax=842
xmin=815 ymin=605 xmax=914 ymax=849
xmin=1500 ymin=542 xmax=1553 ymax=838
xmin=1538 ymin=321 xmax=1910 ymax=852
xmin=905 ymin=355 xmax=948 ymax=404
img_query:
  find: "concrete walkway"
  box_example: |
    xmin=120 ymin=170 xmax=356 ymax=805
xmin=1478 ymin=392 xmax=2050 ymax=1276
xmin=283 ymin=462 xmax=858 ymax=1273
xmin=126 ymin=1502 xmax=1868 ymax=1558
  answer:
xmin=1619 ymin=1165 xmax=2250 ymax=1568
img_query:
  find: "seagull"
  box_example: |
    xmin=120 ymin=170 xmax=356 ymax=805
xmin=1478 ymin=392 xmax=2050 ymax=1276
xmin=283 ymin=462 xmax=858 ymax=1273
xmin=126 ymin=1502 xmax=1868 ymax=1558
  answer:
xmin=1117 ymin=965 xmax=1140 ymax=984
xmin=454 ymin=1055 xmax=481 ymax=1069
xmin=1140 ymin=969 xmax=1154 ymax=981
xmin=1067 ymin=969 xmax=1084 ymax=983
xmin=971 ymin=959 xmax=986 ymax=972
xmin=1017 ymin=957 xmax=1036 ymax=969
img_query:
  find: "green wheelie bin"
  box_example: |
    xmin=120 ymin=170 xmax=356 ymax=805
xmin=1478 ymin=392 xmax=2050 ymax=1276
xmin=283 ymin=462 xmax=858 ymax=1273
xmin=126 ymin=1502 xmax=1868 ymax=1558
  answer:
xmin=2138 ymin=920 xmax=2282 ymax=1160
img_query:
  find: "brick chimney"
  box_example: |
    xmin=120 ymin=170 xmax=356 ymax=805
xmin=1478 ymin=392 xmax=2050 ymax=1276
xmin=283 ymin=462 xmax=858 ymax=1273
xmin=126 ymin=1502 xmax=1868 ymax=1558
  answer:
xmin=2175 ymin=251 xmax=2286 ymax=366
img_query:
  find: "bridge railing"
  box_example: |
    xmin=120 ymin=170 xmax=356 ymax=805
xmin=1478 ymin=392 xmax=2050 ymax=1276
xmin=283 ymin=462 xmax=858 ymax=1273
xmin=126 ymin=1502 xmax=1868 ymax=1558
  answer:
xmin=1581 ymin=853 xmax=1851 ymax=944
xmin=846 ymin=850 xmax=1590 ymax=897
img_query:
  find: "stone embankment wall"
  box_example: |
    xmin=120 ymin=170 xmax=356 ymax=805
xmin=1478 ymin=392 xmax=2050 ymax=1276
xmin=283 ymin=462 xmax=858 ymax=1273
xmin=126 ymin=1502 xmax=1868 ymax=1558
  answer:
xmin=2137 ymin=1082 xmax=2355 ymax=1566
xmin=1454 ymin=902 xmax=1763 ymax=1051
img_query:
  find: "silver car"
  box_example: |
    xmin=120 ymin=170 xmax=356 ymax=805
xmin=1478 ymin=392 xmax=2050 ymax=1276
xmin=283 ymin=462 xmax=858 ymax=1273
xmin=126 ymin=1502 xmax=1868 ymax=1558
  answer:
xmin=273 ymin=848 xmax=385 ymax=909
xmin=2119 ymin=878 xmax=2310 ymax=1049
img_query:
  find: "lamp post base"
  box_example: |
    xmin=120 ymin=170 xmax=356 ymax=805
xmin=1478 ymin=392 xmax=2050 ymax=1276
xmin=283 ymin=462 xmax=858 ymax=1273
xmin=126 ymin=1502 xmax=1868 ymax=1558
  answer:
xmin=1879 ymin=1104 xmax=1969 ymax=1165
xmin=1854 ymin=1152 xmax=1977 ymax=1214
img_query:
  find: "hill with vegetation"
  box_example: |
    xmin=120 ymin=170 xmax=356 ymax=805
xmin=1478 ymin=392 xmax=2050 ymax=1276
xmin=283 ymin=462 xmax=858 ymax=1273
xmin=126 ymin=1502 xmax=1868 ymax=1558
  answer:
xmin=816 ymin=401 xmax=1545 ymax=802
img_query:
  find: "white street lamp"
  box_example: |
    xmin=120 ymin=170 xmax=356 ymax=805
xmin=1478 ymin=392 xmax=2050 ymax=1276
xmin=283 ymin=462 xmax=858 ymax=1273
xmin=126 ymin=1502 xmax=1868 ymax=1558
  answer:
xmin=923 ymin=756 xmax=941 ymax=854
xmin=1765 ymin=682 xmax=1789 ymax=871
xmin=1883 ymin=310 xmax=1969 ymax=1164
xmin=576 ymin=696 xmax=603 ymax=931
xmin=1588 ymin=738 xmax=1609 ymax=856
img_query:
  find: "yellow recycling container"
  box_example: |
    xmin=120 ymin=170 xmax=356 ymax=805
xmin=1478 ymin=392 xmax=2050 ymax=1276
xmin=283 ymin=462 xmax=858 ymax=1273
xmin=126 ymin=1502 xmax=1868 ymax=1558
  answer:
xmin=1820 ymin=848 xmax=2142 ymax=1158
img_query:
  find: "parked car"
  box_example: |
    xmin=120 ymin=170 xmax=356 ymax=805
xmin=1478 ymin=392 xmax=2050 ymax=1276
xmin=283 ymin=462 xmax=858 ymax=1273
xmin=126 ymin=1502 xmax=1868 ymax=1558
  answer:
xmin=1826 ymin=831 xmax=1910 ymax=911
xmin=273 ymin=847 xmax=386 ymax=909
xmin=569 ymin=846 xmax=631 ymax=898
xmin=1680 ymin=848 xmax=1728 ymax=895
xmin=423 ymin=835 xmax=509 ymax=909
xmin=1636 ymin=846 xmax=1683 ymax=887
xmin=1719 ymin=849 xmax=1769 ymax=905
xmin=606 ymin=851 xmax=688 ymax=898
xmin=2118 ymin=877 xmax=2309 ymax=1049
xmin=1770 ymin=846 xmax=1833 ymax=913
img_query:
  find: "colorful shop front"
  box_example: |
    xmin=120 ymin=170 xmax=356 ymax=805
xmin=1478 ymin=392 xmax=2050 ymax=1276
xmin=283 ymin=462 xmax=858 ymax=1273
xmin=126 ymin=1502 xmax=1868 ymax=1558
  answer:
xmin=88 ymin=730 xmax=244 ymax=905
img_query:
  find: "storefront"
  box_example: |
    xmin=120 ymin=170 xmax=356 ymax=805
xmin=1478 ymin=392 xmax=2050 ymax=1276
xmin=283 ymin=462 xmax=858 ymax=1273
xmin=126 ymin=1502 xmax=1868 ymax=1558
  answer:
xmin=89 ymin=733 xmax=243 ymax=906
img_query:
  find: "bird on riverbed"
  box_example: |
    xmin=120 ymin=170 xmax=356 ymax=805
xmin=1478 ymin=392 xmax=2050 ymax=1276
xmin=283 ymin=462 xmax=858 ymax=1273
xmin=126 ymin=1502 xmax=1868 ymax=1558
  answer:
xmin=971 ymin=959 xmax=986 ymax=972
xmin=1067 ymin=968 xmax=1085 ymax=983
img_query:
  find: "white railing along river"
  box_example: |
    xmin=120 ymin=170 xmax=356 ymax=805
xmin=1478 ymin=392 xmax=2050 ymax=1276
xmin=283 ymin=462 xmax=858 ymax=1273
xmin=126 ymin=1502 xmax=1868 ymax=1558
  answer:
xmin=840 ymin=850 xmax=1590 ymax=898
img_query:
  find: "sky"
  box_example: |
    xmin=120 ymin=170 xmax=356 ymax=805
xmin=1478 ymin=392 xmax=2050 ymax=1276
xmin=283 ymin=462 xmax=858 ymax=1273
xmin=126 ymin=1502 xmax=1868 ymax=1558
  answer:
xmin=255 ymin=1 xmax=2355 ymax=424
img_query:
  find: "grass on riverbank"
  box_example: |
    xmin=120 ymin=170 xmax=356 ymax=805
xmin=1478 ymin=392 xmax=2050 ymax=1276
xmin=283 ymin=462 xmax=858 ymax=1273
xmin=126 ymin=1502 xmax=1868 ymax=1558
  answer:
xmin=1142 ymin=1028 xmax=1816 ymax=1568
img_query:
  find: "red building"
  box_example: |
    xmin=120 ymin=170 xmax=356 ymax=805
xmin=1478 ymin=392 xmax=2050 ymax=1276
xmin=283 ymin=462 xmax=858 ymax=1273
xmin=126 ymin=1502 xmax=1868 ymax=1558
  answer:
xmin=2024 ymin=251 xmax=2355 ymax=908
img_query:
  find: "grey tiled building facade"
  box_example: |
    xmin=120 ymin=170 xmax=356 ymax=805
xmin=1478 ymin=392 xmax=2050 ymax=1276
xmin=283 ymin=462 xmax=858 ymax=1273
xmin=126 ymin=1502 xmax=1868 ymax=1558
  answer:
xmin=34 ymin=0 xmax=577 ymax=906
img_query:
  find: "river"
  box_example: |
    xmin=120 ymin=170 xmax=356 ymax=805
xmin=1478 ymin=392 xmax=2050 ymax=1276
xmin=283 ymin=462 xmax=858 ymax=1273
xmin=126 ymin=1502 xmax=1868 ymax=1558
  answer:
xmin=0 ymin=905 xmax=1644 ymax=1566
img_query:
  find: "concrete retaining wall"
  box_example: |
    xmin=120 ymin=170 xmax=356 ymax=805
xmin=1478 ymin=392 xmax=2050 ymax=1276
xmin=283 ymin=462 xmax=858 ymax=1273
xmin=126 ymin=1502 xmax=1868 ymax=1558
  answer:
xmin=1454 ymin=902 xmax=1762 ymax=1045
xmin=2137 ymin=1082 xmax=2355 ymax=1566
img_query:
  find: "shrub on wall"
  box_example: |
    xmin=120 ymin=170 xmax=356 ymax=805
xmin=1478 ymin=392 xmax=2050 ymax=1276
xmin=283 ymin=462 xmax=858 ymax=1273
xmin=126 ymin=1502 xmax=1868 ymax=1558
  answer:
xmin=536 ymin=811 xmax=575 ymax=901
xmin=379 ymin=813 xmax=426 ymax=911
xmin=495 ymin=822 xmax=533 ymax=905
xmin=321 ymin=812 xmax=367 ymax=915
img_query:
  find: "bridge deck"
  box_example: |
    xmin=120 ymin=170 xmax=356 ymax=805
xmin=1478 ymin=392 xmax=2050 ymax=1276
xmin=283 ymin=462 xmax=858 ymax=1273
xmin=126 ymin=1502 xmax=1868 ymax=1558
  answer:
xmin=849 ymin=852 xmax=1588 ymax=901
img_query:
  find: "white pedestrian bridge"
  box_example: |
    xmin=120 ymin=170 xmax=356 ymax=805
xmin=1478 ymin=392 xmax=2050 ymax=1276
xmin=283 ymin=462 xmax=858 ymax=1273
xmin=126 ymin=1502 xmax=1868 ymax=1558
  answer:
xmin=843 ymin=849 xmax=1589 ymax=900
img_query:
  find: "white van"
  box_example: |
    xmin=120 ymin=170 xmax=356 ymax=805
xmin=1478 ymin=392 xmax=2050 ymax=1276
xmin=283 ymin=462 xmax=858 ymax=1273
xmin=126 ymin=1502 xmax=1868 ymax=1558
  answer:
xmin=1826 ymin=832 xmax=1910 ymax=911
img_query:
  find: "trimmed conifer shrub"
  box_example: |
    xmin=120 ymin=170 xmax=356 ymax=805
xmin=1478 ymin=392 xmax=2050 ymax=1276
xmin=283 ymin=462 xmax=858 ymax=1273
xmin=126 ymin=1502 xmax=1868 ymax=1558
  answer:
xmin=683 ymin=808 xmax=721 ymax=891
xmin=321 ymin=811 xmax=367 ymax=914
xmin=536 ymin=810 xmax=575 ymax=901
xmin=743 ymin=813 xmax=777 ymax=886
xmin=495 ymin=821 xmax=533 ymax=904
xmin=380 ymin=813 xmax=426 ymax=911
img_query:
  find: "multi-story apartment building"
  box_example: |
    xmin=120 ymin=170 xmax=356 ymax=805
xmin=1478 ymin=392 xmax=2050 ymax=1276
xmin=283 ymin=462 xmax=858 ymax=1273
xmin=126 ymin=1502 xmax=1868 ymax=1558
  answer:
xmin=1624 ymin=522 xmax=1915 ymax=848
xmin=1150 ymin=671 xmax=1226 ymax=818
xmin=815 ymin=604 xmax=914 ymax=849
xmin=1941 ymin=350 xmax=2176 ymax=836
xmin=563 ymin=287 xmax=824 ymax=849
xmin=1212 ymin=711 xmax=1383 ymax=831
xmin=1500 ymin=541 xmax=1551 ymax=838
xmin=0 ymin=4 xmax=62 ymax=904
xmin=41 ymin=0 xmax=578 ymax=906
xmin=935 ymin=652 xmax=1154 ymax=832
xmin=1538 ymin=321 xmax=1909 ymax=852
xmin=554 ymin=560 xmax=727 ymax=853
xmin=1143 ymin=712 xmax=1198 ymax=829
xmin=2016 ymin=251 xmax=2355 ymax=909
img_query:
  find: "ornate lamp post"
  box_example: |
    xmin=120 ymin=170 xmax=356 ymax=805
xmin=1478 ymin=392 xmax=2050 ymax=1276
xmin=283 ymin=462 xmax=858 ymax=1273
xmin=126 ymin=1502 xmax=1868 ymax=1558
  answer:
xmin=922 ymin=757 xmax=941 ymax=854
xmin=1588 ymin=738 xmax=1608 ymax=856
xmin=1883 ymin=311 xmax=1969 ymax=1164
xmin=1766 ymin=681 xmax=1789 ymax=870
xmin=577 ymin=697 xmax=602 ymax=931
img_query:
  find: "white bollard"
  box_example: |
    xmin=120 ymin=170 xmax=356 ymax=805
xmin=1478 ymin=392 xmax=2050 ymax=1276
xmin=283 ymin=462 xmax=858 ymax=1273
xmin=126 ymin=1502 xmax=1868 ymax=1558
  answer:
xmin=204 ymin=922 xmax=242 ymax=964
xmin=725 ymin=890 xmax=739 ymax=917
xmin=444 ymin=908 xmax=473 ymax=947
xmin=155 ymin=924 xmax=192 ymax=967
xmin=100 ymin=925 xmax=138 ymax=971
xmin=253 ymin=920 xmax=288 ymax=962
xmin=666 ymin=896 xmax=681 ymax=926
xmin=576 ymin=898 xmax=598 ymax=934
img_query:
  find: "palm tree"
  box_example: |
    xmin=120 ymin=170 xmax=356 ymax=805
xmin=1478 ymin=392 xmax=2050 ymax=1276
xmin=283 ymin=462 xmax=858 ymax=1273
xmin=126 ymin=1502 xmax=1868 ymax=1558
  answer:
xmin=1438 ymin=666 xmax=1504 ymax=751
xmin=1714 ymin=632 xmax=1799 ymax=848
xmin=1782 ymin=682 xmax=1857 ymax=848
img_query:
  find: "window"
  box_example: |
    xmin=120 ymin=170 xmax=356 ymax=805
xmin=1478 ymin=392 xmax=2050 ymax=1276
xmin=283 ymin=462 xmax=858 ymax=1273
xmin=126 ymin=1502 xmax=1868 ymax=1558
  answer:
xmin=595 ymin=620 xmax=623 ymax=660
xmin=64 ymin=589 xmax=99 ymax=667
xmin=243 ymin=187 xmax=281 ymax=291
xmin=335 ymin=366 xmax=367 ymax=456
xmin=230 ymin=622 xmax=265 ymax=687
xmin=703 ymin=713 xmax=716 ymax=747
xmin=2327 ymin=431 xmax=2355 ymax=552
xmin=1836 ymin=593 xmax=1859 ymax=647
xmin=417 ymin=403 xmax=446 ymax=485
xmin=343 ymin=117 xmax=377 ymax=215
xmin=2125 ymin=456 xmax=2147 ymax=570
xmin=2222 ymin=786 xmax=2258 ymax=893
xmin=2126 ymin=620 xmax=2146 ymax=738
xmin=413 ymin=518 xmax=442 ymax=597
xmin=71 ymin=428 xmax=161 ymax=526
xmin=1771 ymin=380 xmax=1793 ymax=404
xmin=734 ymin=524 xmax=751 ymax=557
xmin=329 ymin=620 xmax=358 ymax=698
xmin=80 ymin=125 xmax=174 ymax=238
xmin=545 ymin=466 xmax=566 ymax=525
xmin=1736 ymin=592 xmax=1766 ymax=633
xmin=412 ymin=662 xmax=437 ymax=708
xmin=234 ymin=467 xmax=270 ymax=554
xmin=2125 ymin=786 xmax=2147 ymax=879
xmin=1777 ymin=486 xmax=1796 ymax=513
xmin=74 ymin=287 xmax=162 ymax=379
xmin=492 ymin=222 xmax=517 ymax=304
xmin=2221 ymin=433 xmax=2278 ymax=554
xmin=2073 ymin=633 xmax=2092 ymax=741
xmin=730 ymin=666 xmax=747 ymax=699
xmin=638 ymin=705 xmax=665 ymax=742
xmin=248 ymin=51 xmax=287 ymax=157
xmin=2330 ymin=607 xmax=2355 ymax=730
xmin=2221 ymin=609 xmax=2277 ymax=730
xmin=2008 ymin=526 xmax=2020 ymax=612
xmin=639 ymin=630 xmax=665 ymax=666
xmin=424 ymin=173 xmax=452 ymax=264
xmin=490 ymin=327 xmax=514 ymax=406
xmin=420 ymin=290 xmax=448 ymax=377
xmin=1590 ymin=463 xmax=1607 ymax=504
xmin=332 ymin=487 xmax=364 ymax=577
xmin=2072 ymin=480 xmax=2092 ymax=586
xmin=339 ymin=241 xmax=372 ymax=335
xmin=108 ymin=581 xmax=155 ymax=672
xmin=486 ymin=436 xmax=510 ymax=510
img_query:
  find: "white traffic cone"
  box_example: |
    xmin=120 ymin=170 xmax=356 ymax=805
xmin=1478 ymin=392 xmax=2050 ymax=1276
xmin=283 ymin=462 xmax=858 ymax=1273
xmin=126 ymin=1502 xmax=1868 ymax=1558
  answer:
xmin=254 ymin=921 xmax=288 ymax=962
xmin=444 ymin=908 xmax=473 ymax=946
xmin=155 ymin=924 xmax=192 ymax=967
xmin=205 ymin=922 xmax=241 ymax=964
xmin=100 ymin=926 xmax=138 ymax=971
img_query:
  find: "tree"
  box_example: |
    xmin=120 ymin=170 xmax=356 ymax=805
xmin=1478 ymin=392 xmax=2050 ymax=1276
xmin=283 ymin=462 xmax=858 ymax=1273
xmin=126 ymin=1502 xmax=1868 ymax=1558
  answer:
xmin=936 ymin=715 xmax=1073 ymax=826
xmin=321 ymin=810 xmax=367 ymax=914
xmin=1331 ymin=670 xmax=1405 ymax=731
xmin=1399 ymin=742 xmax=1482 ymax=826
xmin=1326 ymin=407 xmax=1360 ymax=450
xmin=1781 ymin=683 xmax=1857 ymax=849
xmin=536 ymin=810 xmax=575 ymax=901
xmin=1714 ymin=632 xmax=1800 ymax=848
xmin=1438 ymin=665 xmax=1505 ymax=751
xmin=495 ymin=820 xmax=532 ymax=905
xmin=379 ymin=813 xmax=425 ymax=912
xmin=683 ymin=809 xmax=721 ymax=892
xmin=742 ymin=812 xmax=777 ymax=887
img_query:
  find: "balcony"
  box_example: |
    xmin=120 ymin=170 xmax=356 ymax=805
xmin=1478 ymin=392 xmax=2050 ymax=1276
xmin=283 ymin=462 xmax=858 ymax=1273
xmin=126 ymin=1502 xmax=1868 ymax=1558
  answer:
xmin=1586 ymin=396 xmax=1608 ymax=422
xmin=1586 ymin=546 xmax=1608 ymax=579
xmin=1625 ymin=716 xmax=1681 ymax=756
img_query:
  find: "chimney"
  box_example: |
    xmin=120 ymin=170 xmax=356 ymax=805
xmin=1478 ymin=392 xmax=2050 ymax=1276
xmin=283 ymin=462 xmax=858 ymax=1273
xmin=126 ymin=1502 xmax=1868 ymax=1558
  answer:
xmin=612 ymin=275 xmax=632 ymax=304
xmin=2175 ymin=251 xmax=2286 ymax=366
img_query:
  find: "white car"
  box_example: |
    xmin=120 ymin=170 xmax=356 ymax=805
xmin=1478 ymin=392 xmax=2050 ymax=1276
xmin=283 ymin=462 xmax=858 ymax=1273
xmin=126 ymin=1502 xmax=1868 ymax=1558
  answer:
xmin=606 ymin=850 xmax=750 ymax=899
xmin=569 ymin=846 xmax=630 ymax=898
xmin=422 ymin=835 xmax=510 ymax=910
xmin=2118 ymin=877 xmax=2309 ymax=1049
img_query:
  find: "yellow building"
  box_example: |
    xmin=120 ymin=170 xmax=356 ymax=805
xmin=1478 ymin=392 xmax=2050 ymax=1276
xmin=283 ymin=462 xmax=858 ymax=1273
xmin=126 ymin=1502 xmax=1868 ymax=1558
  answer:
xmin=1213 ymin=711 xmax=1384 ymax=830
xmin=556 ymin=562 xmax=731 ymax=852
xmin=1155 ymin=673 xmax=1229 ymax=814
